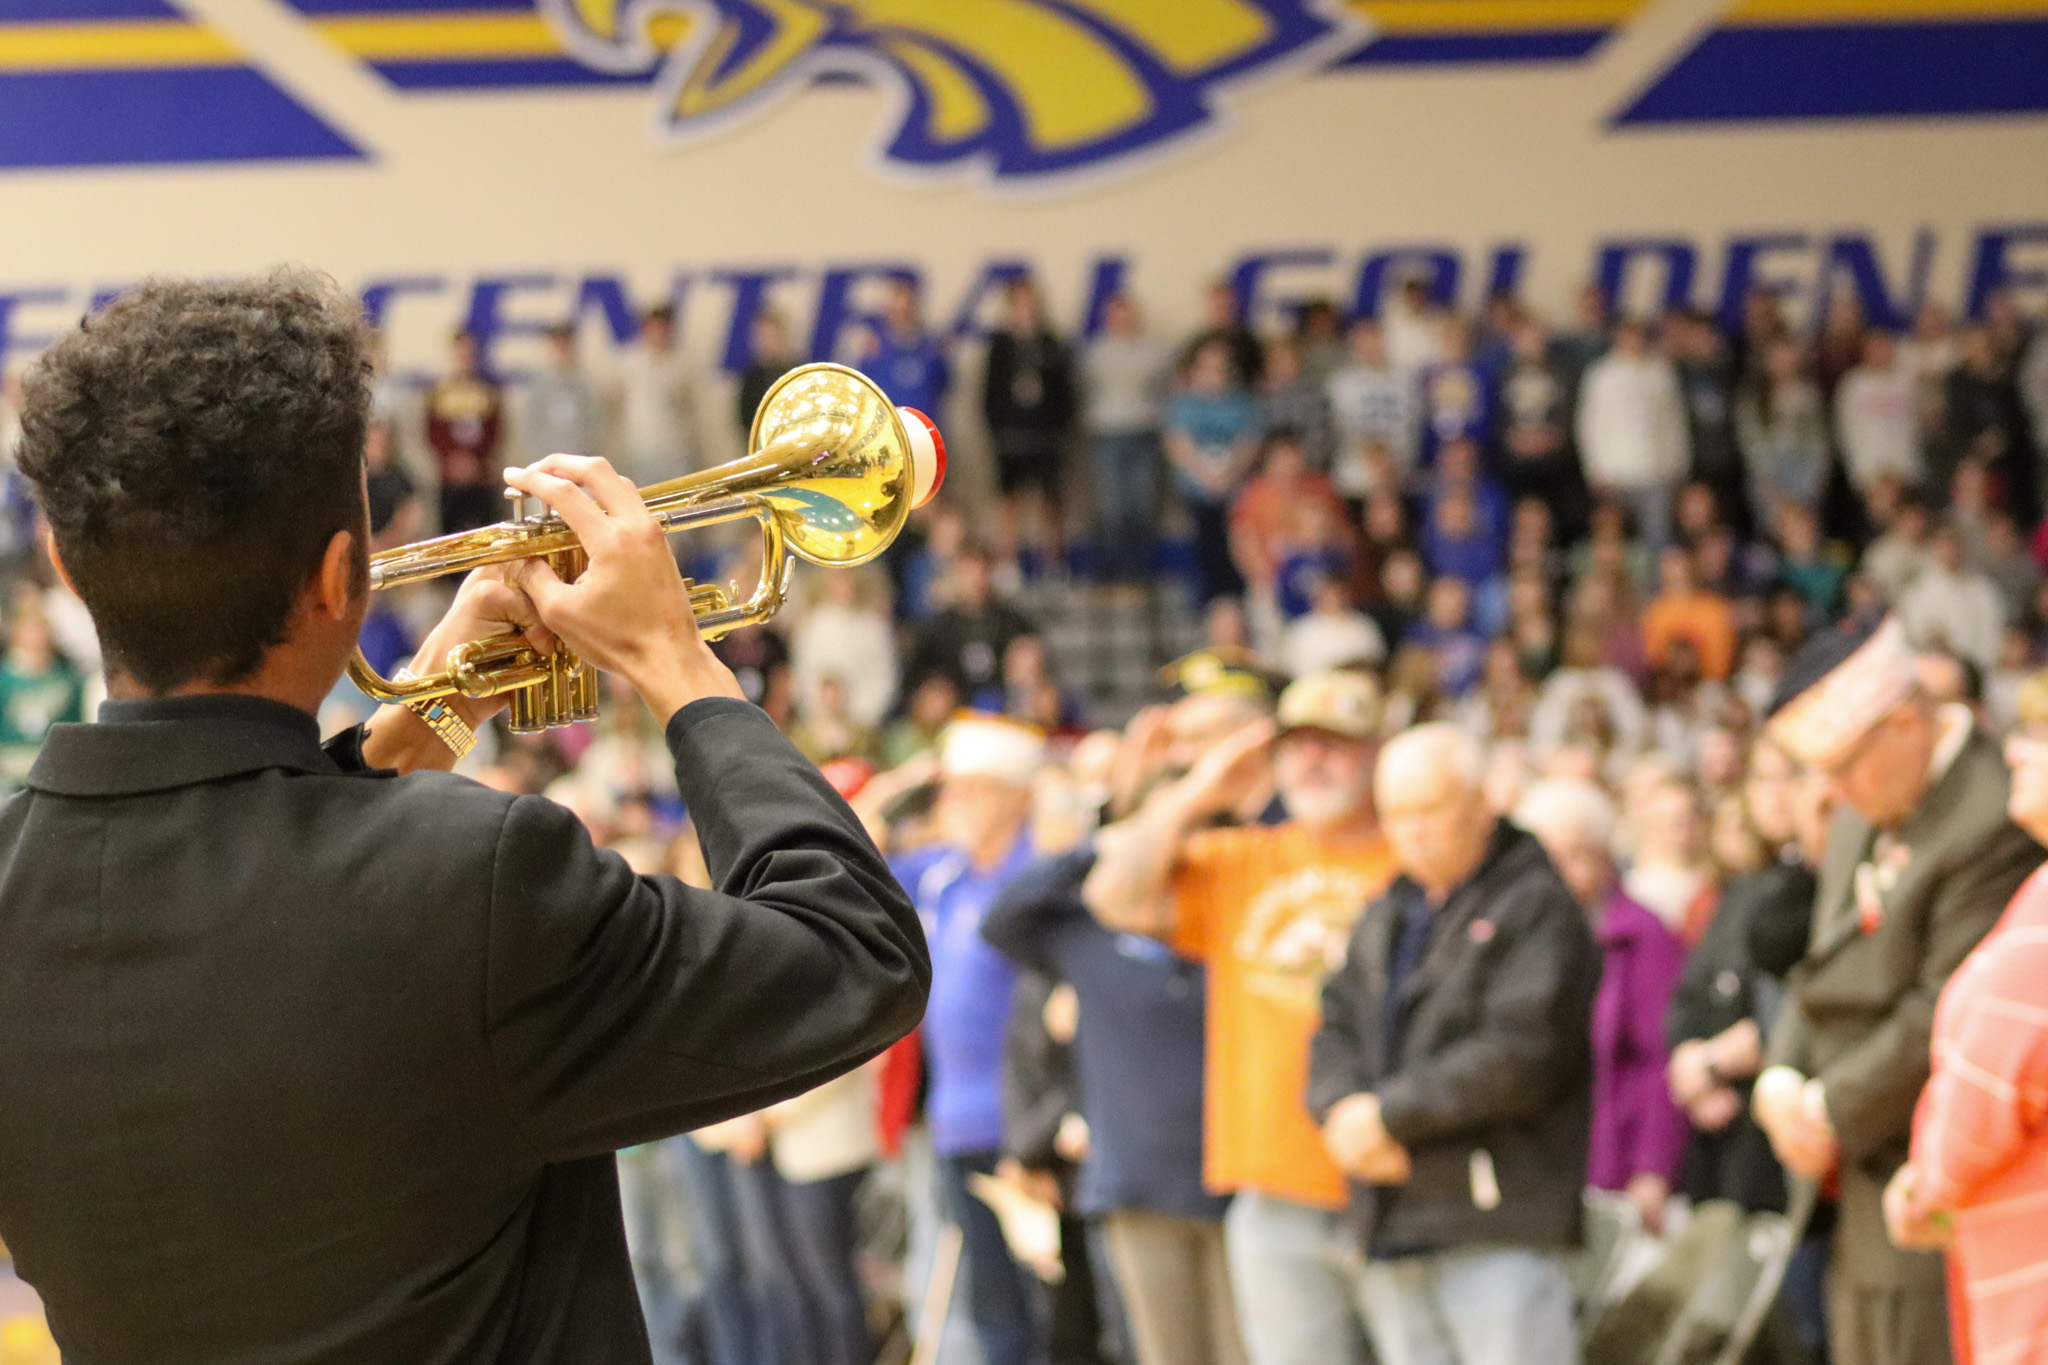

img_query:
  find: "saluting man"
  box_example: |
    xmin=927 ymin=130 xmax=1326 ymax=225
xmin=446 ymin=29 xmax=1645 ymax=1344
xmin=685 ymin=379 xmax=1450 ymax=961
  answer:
xmin=1755 ymin=615 xmax=2044 ymax=1365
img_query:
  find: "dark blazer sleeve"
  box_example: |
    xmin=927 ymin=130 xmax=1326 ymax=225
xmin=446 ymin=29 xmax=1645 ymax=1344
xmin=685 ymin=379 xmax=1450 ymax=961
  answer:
xmin=1376 ymin=883 xmax=1600 ymax=1148
xmin=1307 ymin=906 xmax=1382 ymax=1124
xmin=484 ymin=698 xmax=929 ymax=1160
xmin=981 ymin=847 xmax=1095 ymax=974
xmin=1820 ymin=823 xmax=2040 ymax=1163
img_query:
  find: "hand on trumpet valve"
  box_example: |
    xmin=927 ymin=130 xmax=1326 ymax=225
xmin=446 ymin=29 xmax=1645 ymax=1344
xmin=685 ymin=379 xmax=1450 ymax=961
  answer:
xmin=501 ymin=455 xmax=744 ymax=722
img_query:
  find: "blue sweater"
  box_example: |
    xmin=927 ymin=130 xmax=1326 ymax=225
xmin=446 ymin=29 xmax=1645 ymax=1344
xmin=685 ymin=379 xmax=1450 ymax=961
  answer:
xmin=981 ymin=847 xmax=1228 ymax=1222
xmin=893 ymin=837 xmax=1033 ymax=1156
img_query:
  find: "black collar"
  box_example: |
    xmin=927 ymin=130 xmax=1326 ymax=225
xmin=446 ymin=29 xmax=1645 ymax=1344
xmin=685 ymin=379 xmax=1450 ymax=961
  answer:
xmin=27 ymin=694 xmax=351 ymax=797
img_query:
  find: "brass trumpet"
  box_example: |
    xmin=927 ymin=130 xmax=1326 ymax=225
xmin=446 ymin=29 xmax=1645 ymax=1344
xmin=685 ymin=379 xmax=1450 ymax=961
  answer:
xmin=349 ymin=362 xmax=946 ymax=732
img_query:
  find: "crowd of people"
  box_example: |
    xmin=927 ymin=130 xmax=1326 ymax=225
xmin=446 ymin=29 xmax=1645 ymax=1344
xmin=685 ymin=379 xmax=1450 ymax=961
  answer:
xmin=5 ymin=264 xmax=2048 ymax=1365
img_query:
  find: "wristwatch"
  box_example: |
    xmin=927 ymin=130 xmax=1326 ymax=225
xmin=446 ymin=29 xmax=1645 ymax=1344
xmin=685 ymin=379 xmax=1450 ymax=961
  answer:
xmin=393 ymin=671 xmax=477 ymax=760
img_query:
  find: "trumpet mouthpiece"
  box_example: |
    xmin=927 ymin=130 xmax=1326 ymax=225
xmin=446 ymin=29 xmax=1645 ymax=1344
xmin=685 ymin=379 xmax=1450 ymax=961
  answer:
xmin=899 ymin=408 xmax=945 ymax=509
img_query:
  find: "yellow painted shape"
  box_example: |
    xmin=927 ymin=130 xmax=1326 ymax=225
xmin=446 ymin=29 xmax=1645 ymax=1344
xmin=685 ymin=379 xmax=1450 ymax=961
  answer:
xmin=881 ymin=35 xmax=992 ymax=140
xmin=0 ymin=20 xmax=241 ymax=72
xmin=1063 ymin=0 xmax=1272 ymax=73
xmin=313 ymin=14 xmax=565 ymax=60
xmin=833 ymin=0 xmax=1151 ymax=149
xmin=1346 ymin=0 xmax=1640 ymax=30
xmin=672 ymin=0 xmax=825 ymax=117
xmin=567 ymin=0 xmax=625 ymax=43
xmin=1728 ymin=0 xmax=2048 ymax=20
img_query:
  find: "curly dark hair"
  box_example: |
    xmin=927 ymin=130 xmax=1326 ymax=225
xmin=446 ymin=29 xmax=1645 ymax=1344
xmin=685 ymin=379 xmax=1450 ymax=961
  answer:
xmin=18 ymin=269 xmax=372 ymax=692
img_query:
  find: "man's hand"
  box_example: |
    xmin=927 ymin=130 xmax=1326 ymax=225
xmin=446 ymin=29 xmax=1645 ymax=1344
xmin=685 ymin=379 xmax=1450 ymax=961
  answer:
xmin=1687 ymin=1086 xmax=1743 ymax=1134
xmin=502 ymin=455 xmax=742 ymax=723
xmin=1181 ymin=717 xmax=1277 ymax=820
xmin=362 ymin=564 xmax=555 ymax=773
xmin=1626 ymin=1172 xmax=1671 ymax=1235
xmin=1323 ymin=1093 xmax=1412 ymax=1185
xmin=1754 ymin=1067 xmax=1838 ymax=1182
xmin=1668 ymin=1040 xmax=1717 ymax=1108
xmin=1883 ymin=1163 xmax=1953 ymax=1251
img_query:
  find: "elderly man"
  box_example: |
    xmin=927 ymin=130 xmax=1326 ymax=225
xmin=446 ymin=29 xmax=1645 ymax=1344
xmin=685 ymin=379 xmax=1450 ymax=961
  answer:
xmin=1755 ymin=614 xmax=2044 ymax=1365
xmin=1308 ymin=724 xmax=1599 ymax=1365
xmin=1085 ymin=671 xmax=1396 ymax=1365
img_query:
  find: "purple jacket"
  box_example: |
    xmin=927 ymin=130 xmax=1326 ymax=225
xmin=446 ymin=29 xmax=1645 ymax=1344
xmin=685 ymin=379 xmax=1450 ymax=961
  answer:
xmin=1587 ymin=891 xmax=1690 ymax=1191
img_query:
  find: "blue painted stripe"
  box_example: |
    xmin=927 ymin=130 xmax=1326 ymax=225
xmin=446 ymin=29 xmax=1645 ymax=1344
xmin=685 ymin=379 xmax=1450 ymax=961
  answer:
xmin=280 ymin=0 xmax=535 ymax=12
xmin=371 ymin=55 xmax=646 ymax=87
xmin=0 ymin=67 xmax=362 ymax=168
xmin=1617 ymin=19 xmax=2048 ymax=122
xmin=0 ymin=0 xmax=182 ymax=18
xmin=1338 ymin=28 xmax=1610 ymax=65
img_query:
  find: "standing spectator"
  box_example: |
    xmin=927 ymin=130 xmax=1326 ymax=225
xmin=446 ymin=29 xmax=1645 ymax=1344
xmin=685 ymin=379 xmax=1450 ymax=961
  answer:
xmin=1812 ymin=294 xmax=1869 ymax=400
xmin=1081 ymin=293 xmax=1170 ymax=586
xmin=1974 ymin=509 xmax=2041 ymax=621
xmin=735 ymin=309 xmax=801 ymax=439
xmin=1900 ymin=302 xmax=1959 ymax=447
xmin=1381 ymin=275 xmax=1448 ymax=379
xmin=1530 ymin=622 xmax=1650 ymax=760
xmin=1642 ymin=545 xmax=1738 ymax=682
xmin=1886 ymin=669 xmax=2048 ymax=1365
xmin=1282 ymin=577 xmax=1387 ymax=680
xmin=1898 ymin=524 xmax=2005 ymax=671
xmin=1666 ymin=737 xmax=1805 ymax=1217
xmin=1181 ymin=278 xmax=1264 ymax=388
xmin=982 ymin=276 xmax=1075 ymax=580
xmin=757 ymin=1067 xmax=882 ymax=1365
xmin=1861 ymin=491 xmax=1932 ymax=604
xmin=613 ymin=305 xmax=699 ymax=484
xmin=790 ymin=565 xmax=898 ymax=731
xmin=1669 ymin=309 xmax=1746 ymax=533
xmin=1835 ymin=331 xmax=1923 ymax=498
xmin=985 ymin=845 xmax=1248 ymax=1365
xmin=1166 ymin=340 xmax=1262 ymax=605
xmin=1497 ymin=318 xmax=1579 ymax=536
xmin=1548 ymin=281 xmax=1612 ymax=401
xmin=864 ymin=278 xmax=951 ymax=424
xmin=1773 ymin=501 xmax=1846 ymax=621
xmin=520 ymin=322 xmax=606 ymax=465
xmin=1623 ymin=776 xmax=1717 ymax=944
xmin=1406 ymin=576 xmax=1487 ymax=699
xmin=0 ymin=602 xmax=83 ymax=790
xmin=1418 ymin=318 xmax=1493 ymax=470
xmin=1420 ymin=484 xmax=1505 ymax=589
xmin=1756 ymin=615 xmax=2043 ymax=1365
xmin=1084 ymin=673 xmax=1397 ymax=1365
xmin=1576 ymin=319 xmax=1690 ymax=552
xmin=882 ymin=715 xmax=1049 ymax=1365
xmin=1293 ymin=298 xmax=1348 ymax=388
xmin=1258 ymin=338 xmax=1334 ymax=469
xmin=1326 ymin=318 xmax=1418 ymax=505
xmin=1737 ymin=337 xmax=1831 ymax=529
xmin=423 ymin=328 xmax=504 ymax=533
xmin=1941 ymin=325 xmax=2034 ymax=512
xmin=1229 ymin=430 xmax=1349 ymax=645
xmin=908 ymin=545 xmax=1036 ymax=699
xmin=1309 ymin=724 xmax=1599 ymax=1365
xmin=1516 ymin=778 xmax=1689 ymax=1234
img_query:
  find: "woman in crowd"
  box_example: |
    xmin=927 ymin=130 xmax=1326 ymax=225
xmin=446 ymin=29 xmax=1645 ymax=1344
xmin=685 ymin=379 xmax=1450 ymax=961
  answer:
xmin=1516 ymin=777 xmax=1690 ymax=1233
xmin=1886 ymin=669 xmax=2048 ymax=1363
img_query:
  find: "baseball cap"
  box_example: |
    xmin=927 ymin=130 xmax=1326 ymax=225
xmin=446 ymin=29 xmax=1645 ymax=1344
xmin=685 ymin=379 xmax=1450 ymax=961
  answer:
xmin=1274 ymin=670 xmax=1383 ymax=741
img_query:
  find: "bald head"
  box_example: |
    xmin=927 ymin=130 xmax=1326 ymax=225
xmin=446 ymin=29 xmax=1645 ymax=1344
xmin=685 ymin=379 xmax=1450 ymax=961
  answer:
xmin=1376 ymin=724 xmax=1496 ymax=900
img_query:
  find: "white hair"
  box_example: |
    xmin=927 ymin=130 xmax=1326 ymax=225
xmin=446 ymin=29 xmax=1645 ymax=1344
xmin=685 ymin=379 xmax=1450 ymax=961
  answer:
xmin=1513 ymin=777 xmax=1618 ymax=853
xmin=1377 ymin=722 xmax=1486 ymax=795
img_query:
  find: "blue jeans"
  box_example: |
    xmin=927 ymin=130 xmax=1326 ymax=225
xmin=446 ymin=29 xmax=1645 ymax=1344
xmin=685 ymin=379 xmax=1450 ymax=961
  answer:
xmin=1091 ymin=431 xmax=1159 ymax=582
xmin=1224 ymin=1190 xmax=1371 ymax=1365
xmin=617 ymin=1142 xmax=693 ymax=1365
xmin=671 ymin=1138 xmax=799 ymax=1365
xmin=1354 ymin=1245 xmax=1579 ymax=1365
xmin=938 ymin=1151 xmax=1043 ymax=1365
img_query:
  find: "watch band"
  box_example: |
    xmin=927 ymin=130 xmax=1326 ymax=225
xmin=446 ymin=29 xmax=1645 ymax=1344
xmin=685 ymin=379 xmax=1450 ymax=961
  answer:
xmin=393 ymin=670 xmax=477 ymax=761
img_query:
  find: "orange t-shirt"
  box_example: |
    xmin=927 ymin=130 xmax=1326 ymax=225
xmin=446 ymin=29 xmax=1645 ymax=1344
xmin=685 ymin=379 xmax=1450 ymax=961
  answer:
xmin=1170 ymin=824 xmax=1398 ymax=1210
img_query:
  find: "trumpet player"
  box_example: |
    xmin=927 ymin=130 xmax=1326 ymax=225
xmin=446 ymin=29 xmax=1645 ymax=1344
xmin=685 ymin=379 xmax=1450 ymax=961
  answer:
xmin=0 ymin=270 xmax=930 ymax=1365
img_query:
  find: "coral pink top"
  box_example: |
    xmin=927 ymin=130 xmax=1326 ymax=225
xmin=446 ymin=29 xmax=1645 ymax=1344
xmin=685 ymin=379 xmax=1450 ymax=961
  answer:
xmin=1911 ymin=864 xmax=2048 ymax=1365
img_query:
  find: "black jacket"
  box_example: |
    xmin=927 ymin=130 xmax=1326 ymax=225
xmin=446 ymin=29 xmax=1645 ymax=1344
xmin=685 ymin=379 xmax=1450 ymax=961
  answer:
xmin=0 ymin=694 xmax=927 ymax=1365
xmin=1308 ymin=822 xmax=1598 ymax=1256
